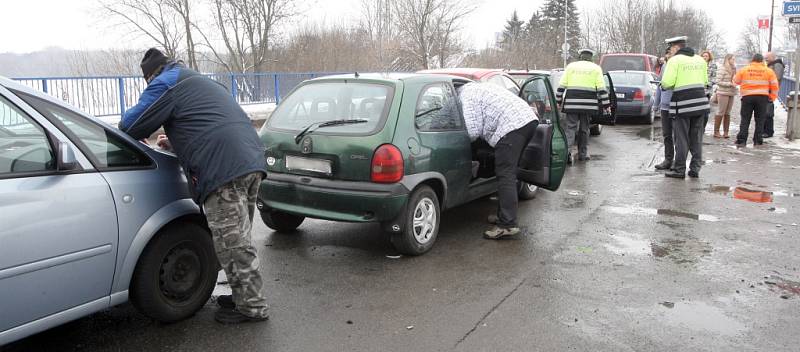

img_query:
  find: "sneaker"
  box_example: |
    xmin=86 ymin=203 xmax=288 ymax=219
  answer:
xmin=483 ymin=226 xmax=520 ymax=239
xmin=214 ymin=307 xmax=269 ymax=324
xmin=654 ymin=160 xmax=673 ymax=170
xmin=216 ymin=295 xmax=234 ymax=309
xmin=688 ymin=170 xmax=699 ymax=178
xmin=664 ymin=170 xmax=685 ymax=179
xmin=487 ymin=214 xmax=498 ymax=224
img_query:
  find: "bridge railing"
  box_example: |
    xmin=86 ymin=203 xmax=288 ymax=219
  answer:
xmin=11 ymin=72 xmax=343 ymax=117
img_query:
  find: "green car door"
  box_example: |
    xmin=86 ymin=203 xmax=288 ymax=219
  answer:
xmin=517 ymin=76 xmax=568 ymax=191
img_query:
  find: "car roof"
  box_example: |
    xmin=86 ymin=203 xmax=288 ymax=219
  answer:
xmin=601 ymin=53 xmax=657 ymax=58
xmin=607 ymin=70 xmax=652 ymax=74
xmin=506 ymin=70 xmax=551 ymax=76
xmin=311 ymin=72 xmax=468 ymax=84
xmin=418 ymin=68 xmax=507 ymax=80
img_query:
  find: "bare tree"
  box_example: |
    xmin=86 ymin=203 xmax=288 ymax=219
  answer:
xmin=164 ymin=0 xmax=199 ymax=69
xmin=198 ymin=0 xmax=298 ymax=74
xmin=392 ymin=0 xmax=474 ymax=69
xmin=100 ymin=0 xmax=184 ymax=59
xmin=738 ymin=18 xmax=764 ymax=56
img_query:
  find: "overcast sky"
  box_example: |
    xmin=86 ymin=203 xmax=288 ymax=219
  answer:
xmin=0 ymin=0 xmax=785 ymax=54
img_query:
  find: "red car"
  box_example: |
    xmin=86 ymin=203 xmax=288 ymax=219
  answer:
xmin=599 ymin=53 xmax=658 ymax=73
xmin=417 ymin=68 xmax=521 ymax=94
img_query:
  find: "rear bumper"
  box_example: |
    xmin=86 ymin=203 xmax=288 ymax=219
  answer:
xmin=258 ymin=173 xmax=409 ymax=222
xmin=615 ymin=102 xmax=652 ymax=117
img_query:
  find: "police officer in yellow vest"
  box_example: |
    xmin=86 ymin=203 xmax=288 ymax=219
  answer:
xmin=660 ymin=36 xmax=709 ymax=178
xmin=556 ymin=48 xmax=610 ymax=162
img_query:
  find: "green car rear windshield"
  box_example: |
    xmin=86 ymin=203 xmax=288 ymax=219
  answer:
xmin=268 ymin=82 xmax=394 ymax=135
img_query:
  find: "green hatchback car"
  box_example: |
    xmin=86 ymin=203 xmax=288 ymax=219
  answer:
xmin=257 ymin=73 xmax=567 ymax=255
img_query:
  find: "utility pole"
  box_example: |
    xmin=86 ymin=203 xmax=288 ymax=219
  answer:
xmin=640 ymin=18 xmax=645 ymax=53
xmin=563 ymin=0 xmax=568 ymax=68
xmin=769 ymin=0 xmax=775 ymax=51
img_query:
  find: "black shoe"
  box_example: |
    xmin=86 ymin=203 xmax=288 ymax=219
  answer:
xmin=688 ymin=170 xmax=699 ymax=178
xmin=655 ymin=160 xmax=673 ymax=170
xmin=216 ymin=295 xmax=234 ymax=309
xmin=214 ymin=307 xmax=269 ymax=324
xmin=665 ymin=170 xmax=685 ymax=179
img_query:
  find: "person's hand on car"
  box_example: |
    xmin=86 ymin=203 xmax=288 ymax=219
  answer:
xmin=156 ymin=134 xmax=173 ymax=152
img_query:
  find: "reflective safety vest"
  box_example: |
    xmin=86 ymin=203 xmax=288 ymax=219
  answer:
xmin=556 ymin=60 xmax=609 ymax=114
xmin=661 ymin=50 xmax=709 ymax=117
xmin=733 ymin=63 xmax=779 ymax=101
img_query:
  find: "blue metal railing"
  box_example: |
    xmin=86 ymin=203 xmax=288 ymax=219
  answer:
xmin=778 ymin=76 xmax=796 ymax=107
xmin=10 ymin=72 xmax=343 ymax=117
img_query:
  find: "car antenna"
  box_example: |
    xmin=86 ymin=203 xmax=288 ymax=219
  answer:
xmin=354 ymin=71 xmax=360 ymax=78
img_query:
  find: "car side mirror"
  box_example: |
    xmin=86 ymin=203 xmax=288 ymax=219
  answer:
xmin=57 ymin=141 xmax=80 ymax=171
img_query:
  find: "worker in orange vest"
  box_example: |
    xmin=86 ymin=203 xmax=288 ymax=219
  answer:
xmin=733 ymin=53 xmax=779 ymax=146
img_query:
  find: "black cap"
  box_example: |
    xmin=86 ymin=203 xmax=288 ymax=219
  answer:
xmin=752 ymin=53 xmax=764 ymax=62
xmin=140 ymin=48 xmax=169 ymax=79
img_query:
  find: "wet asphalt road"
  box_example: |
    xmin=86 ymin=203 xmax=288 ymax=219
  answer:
xmin=4 ymin=116 xmax=800 ymax=352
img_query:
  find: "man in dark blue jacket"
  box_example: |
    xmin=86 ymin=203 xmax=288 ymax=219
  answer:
xmin=120 ymin=48 xmax=269 ymax=324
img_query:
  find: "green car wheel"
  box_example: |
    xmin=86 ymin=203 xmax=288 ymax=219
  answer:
xmin=391 ymin=185 xmax=440 ymax=256
xmin=261 ymin=209 xmax=305 ymax=233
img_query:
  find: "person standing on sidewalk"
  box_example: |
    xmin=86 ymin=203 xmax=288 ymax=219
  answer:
xmin=764 ymin=52 xmax=785 ymax=138
xmin=713 ymin=54 xmax=737 ymax=139
xmin=733 ymin=53 xmax=779 ymax=146
xmin=556 ymin=48 xmax=610 ymax=163
xmin=457 ymin=82 xmax=539 ymax=239
xmin=654 ymin=47 xmax=675 ymax=171
xmin=120 ymin=48 xmax=270 ymax=324
xmin=701 ymin=50 xmax=717 ymax=129
xmin=660 ymin=37 xmax=710 ymax=179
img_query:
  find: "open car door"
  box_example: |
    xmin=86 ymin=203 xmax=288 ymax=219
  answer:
xmin=591 ymin=72 xmax=618 ymax=125
xmin=516 ymin=76 xmax=568 ymax=191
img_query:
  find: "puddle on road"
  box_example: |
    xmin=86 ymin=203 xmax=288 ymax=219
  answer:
xmin=605 ymin=231 xmax=651 ymax=256
xmin=661 ymin=301 xmax=746 ymax=336
xmin=693 ymin=182 xmax=799 ymax=204
xmin=637 ymin=127 xmax=664 ymax=142
xmin=651 ymin=237 xmax=712 ymax=264
xmin=703 ymin=158 xmax=738 ymax=165
xmin=603 ymin=205 xmax=720 ymax=222
xmin=733 ymin=187 xmax=774 ymax=203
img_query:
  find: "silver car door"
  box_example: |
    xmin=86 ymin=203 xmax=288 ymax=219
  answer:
xmin=0 ymin=90 xmax=118 ymax=335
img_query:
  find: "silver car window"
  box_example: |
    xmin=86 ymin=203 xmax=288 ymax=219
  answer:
xmin=12 ymin=91 xmax=151 ymax=170
xmin=0 ymin=95 xmax=56 ymax=175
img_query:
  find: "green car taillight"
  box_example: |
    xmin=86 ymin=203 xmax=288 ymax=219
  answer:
xmin=371 ymin=144 xmax=403 ymax=183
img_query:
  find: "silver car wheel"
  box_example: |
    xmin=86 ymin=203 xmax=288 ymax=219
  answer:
xmin=412 ymin=197 xmax=437 ymax=244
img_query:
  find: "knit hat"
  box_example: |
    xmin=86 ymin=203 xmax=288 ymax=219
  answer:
xmin=140 ymin=48 xmax=169 ymax=79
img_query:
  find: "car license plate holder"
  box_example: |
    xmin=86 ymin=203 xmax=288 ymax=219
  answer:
xmin=286 ymin=155 xmax=332 ymax=175
xmin=616 ymin=93 xmax=625 ymax=98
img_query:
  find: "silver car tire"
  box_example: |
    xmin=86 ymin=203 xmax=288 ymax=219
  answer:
xmin=129 ymin=221 xmax=217 ymax=323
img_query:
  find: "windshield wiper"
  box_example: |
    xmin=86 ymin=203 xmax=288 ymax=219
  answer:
xmin=415 ymin=106 xmax=442 ymax=118
xmin=294 ymin=119 xmax=369 ymax=144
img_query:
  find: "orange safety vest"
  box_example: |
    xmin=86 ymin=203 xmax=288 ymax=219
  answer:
xmin=733 ymin=63 xmax=779 ymax=101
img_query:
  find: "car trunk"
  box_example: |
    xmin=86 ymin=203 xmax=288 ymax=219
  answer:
xmin=614 ymin=86 xmax=640 ymax=102
xmin=260 ymin=79 xmax=402 ymax=182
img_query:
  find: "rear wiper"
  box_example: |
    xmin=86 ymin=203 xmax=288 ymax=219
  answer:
xmin=294 ymin=119 xmax=368 ymax=144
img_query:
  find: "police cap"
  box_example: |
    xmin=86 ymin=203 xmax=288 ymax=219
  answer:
xmin=578 ymin=48 xmax=595 ymax=56
xmin=664 ymin=36 xmax=688 ymax=46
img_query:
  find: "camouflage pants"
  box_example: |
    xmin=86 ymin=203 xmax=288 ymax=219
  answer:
xmin=203 ymin=172 xmax=269 ymax=318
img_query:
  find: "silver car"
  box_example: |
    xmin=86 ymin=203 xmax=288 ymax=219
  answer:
xmin=0 ymin=77 xmax=218 ymax=345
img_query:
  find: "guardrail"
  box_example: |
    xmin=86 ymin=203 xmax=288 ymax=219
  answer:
xmin=11 ymin=72 xmax=343 ymax=117
xmin=778 ymin=76 xmax=796 ymax=107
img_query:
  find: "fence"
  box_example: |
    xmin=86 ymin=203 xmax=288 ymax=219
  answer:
xmin=11 ymin=72 xmax=342 ymax=117
xmin=778 ymin=76 xmax=796 ymax=107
